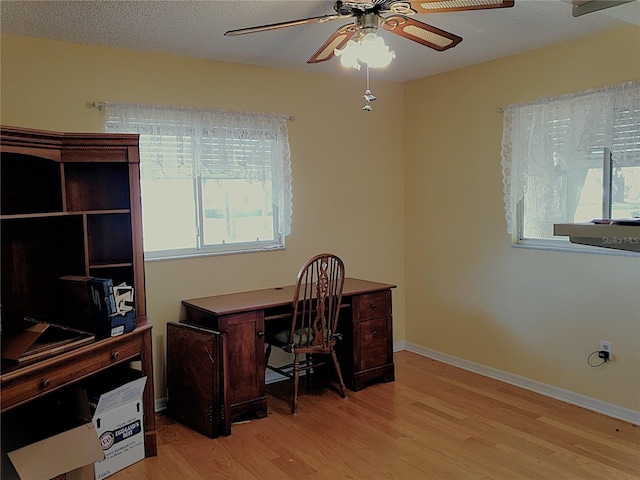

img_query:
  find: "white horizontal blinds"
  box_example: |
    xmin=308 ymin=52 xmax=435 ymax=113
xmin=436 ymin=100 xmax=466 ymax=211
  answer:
xmin=199 ymin=126 xmax=274 ymax=181
xmin=612 ymin=106 xmax=640 ymax=165
xmin=501 ymin=81 xmax=640 ymax=235
xmin=138 ymin=134 xmax=195 ymax=179
xmin=104 ymin=103 xmax=292 ymax=236
xmin=104 ymin=107 xmax=197 ymax=179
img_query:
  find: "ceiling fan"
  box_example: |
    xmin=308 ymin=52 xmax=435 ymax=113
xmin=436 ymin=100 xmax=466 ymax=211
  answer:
xmin=225 ymin=0 xmax=515 ymax=64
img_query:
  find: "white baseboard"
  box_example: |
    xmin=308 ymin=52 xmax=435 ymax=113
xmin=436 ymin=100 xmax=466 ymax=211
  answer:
xmin=155 ymin=341 xmax=639 ymax=425
xmin=401 ymin=342 xmax=640 ymax=426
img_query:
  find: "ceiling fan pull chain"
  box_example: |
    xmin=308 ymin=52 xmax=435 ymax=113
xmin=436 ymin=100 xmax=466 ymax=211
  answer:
xmin=362 ymin=65 xmax=376 ymax=111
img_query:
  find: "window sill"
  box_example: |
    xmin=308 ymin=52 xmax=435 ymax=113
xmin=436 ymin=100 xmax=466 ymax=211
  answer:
xmin=513 ymin=238 xmax=639 ymax=257
xmin=144 ymin=244 xmax=285 ymax=262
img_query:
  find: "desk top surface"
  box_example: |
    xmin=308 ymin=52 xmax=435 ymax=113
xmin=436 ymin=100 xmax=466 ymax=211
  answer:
xmin=182 ymin=277 xmax=396 ymax=315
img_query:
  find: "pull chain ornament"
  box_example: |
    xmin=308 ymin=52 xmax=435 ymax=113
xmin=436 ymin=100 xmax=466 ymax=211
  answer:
xmin=362 ymin=66 xmax=376 ymax=112
xmin=362 ymin=89 xmax=376 ymax=111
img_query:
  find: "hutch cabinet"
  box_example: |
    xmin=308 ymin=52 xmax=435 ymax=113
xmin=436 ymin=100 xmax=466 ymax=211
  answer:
xmin=0 ymin=126 xmax=157 ymax=456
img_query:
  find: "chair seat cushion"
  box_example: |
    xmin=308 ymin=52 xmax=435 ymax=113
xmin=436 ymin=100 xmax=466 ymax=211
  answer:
xmin=270 ymin=327 xmax=313 ymax=345
xmin=269 ymin=328 xmax=343 ymax=347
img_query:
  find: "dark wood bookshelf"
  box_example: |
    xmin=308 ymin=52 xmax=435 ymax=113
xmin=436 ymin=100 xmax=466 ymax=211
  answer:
xmin=0 ymin=126 xmax=157 ymax=457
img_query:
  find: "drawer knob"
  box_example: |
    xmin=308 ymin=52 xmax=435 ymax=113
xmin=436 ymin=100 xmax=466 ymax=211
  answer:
xmin=111 ymin=351 xmax=120 ymax=360
xmin=41 ymin=379 xmax=50 ymax=389
xmin=257 ymin=331 xmax=265 ymax=338
xmin=372 ymin=330 xmax=378 ymax=335
xmin=370 ymin=304 xmax=377 ymax=309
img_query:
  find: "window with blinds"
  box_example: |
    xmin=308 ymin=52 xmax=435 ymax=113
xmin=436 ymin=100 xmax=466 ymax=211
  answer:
xmin=105 ymin=104 xmax=292 ymax=259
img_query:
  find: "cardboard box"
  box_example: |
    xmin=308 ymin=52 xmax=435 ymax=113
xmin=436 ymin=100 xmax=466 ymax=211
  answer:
xmin=6 ymin=425 xmax=103 ymax=480
xmin=92 ymin=377 xmax=147 ymax=479
xmin=1 ymin=371 xmax=146 ymax=480
xmin=2 ymin=391 xmax=104 ymax=480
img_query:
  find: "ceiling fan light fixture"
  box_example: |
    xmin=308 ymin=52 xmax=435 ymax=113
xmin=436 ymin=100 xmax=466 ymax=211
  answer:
xmin=334 ymin=31 xmax=396 ymax=69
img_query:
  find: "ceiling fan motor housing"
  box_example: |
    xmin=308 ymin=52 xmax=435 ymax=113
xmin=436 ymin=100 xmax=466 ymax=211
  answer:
xmin=359 ymin=12 xmax=380 ymax=31
xmin=336 ymin=1 xmax=396 ymax=15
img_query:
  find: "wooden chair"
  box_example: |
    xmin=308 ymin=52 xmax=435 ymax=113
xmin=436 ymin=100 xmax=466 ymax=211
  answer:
xmin=265 ymin=253 xmax=348 ymax=414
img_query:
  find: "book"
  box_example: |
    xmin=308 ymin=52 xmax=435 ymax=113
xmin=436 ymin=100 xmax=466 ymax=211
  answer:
xmin=88 ymin=277 xmax=117 ymax=317
xmin=59 ymin=275 xmax=94 ymax=331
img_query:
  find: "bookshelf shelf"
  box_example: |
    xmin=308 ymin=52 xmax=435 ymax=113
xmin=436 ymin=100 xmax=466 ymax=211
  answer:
xmin=0 ymin=210 xmax=130 ymax=220
xmin=89 ymin=262 xmax=135 ymax=268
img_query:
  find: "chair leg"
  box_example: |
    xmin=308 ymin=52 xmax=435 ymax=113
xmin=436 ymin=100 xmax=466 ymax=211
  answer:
xmin=330 ymin=350 xmax=348 ymax=399
xmin=292 ymin=353 xmax=300 ymax=414
xmin=265 ymin=343 xmax=272 ymax=368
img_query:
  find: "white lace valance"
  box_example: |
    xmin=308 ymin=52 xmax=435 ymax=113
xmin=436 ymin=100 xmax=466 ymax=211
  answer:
xmin=104 ymin=102 xmax=293 ymax=237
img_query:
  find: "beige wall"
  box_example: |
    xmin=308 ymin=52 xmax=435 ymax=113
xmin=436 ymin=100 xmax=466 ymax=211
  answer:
xmin=2 ymin=26 xmax=639 ymax=413
xmin=404 ymin=24 xmax=640 ymax=411
xmin=0 ymin=34 xmax=406 ymax=400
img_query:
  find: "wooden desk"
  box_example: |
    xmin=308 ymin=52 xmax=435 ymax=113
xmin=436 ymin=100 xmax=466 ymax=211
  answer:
xmin=180 ymin=278 xmax=396 ymax=422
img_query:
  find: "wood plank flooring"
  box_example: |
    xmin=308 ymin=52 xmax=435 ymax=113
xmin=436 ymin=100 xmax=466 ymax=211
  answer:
xmin=111 ymin=351 xmax=640 ymax=479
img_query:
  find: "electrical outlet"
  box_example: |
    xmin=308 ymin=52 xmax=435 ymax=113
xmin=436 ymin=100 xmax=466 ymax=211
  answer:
xmin=600 ymin=340 xmax=612 ymax=356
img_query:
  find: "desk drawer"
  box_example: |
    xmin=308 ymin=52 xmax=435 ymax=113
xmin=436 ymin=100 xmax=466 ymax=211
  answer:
xmin=354 ymin=291 xmax=390 ymax=322
xmin=1 ymin=335 xmax=141 ymax=410
xmin=358 ymin=317 xmax=392 ymax=371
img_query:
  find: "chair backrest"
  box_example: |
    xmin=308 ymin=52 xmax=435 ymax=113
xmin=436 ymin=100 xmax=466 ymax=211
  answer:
xmin=289 ymin=253 xmax=345 ymax=352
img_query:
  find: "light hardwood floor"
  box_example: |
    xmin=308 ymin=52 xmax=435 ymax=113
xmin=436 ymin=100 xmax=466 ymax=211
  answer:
xmin=111 ymin=351 xmax=640 ymax=479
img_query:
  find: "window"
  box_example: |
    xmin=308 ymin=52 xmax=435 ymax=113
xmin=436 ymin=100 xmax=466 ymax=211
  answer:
xmin=104 ymin=103 xmax=292 ymax=259
xmin=501 ymin=81 xmax=640 ymax=251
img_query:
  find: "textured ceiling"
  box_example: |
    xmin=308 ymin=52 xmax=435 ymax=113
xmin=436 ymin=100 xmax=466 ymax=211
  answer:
xmin=1 ymin=0 xmax=638 ymax=82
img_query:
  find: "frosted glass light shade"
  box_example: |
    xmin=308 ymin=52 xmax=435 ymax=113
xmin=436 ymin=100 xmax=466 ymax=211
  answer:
xmin=358 ymin=33 xmax=395 ymax=68
xmin=334 ymin=32 xmax=395 ymax=70
xmin=335 ymin=40 xmax=361 ymax=69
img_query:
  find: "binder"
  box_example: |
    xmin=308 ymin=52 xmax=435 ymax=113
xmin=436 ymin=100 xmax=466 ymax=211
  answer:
xmin=88 ymin=277 xmax=117 ymax=317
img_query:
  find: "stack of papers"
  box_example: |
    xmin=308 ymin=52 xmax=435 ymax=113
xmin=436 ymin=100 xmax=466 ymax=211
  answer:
xmin=114 ymin=283 xmax=135 ymax=314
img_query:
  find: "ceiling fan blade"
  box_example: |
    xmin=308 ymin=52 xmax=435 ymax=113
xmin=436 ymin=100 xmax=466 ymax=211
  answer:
xmin=395 ymin=0 xmax=514 ymax=14
xmin=570 ymin=0 xmax=636 ymax=17
xmin=225 ymin=14 xmax=347 ymax=36
xmin=307 ymin=23 xmax=357 ymax=63
xmin=382 ymin=14 xmax=462 ymax=51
